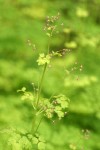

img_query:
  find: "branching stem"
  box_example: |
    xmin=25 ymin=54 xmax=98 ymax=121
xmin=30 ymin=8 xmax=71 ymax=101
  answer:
xmin=31 ymin=30 xmax=52 ymax=135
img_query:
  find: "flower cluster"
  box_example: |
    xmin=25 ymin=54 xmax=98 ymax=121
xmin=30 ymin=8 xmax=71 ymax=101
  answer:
xmin=51 ymin=48 xmax=70 ymax=57
xmin=37 ymin=53 xmax=51 ymax=65
xmin=82 ymin=129 xmax=90 ymax=140
xmin=44 ymin=13 xmax=60 ymax=30
xmin=17 ymin=87 xmax=70 ymax=121
xmin=27 ymin=39 xmax=36 ymax=51
xmin=38 ymin=94 xmax=70 ymax=120
xmin=43 ymin=13 xmax=61 ymax=37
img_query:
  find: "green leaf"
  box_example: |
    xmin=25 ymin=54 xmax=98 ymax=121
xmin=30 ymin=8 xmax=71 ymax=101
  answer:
xmin=45 ymin=109 xmax=53 ymax=118
xmin=27 ymin=134 xmax=33 ymax=139
xmin=38 ymin=142 xmax=45 ymax=150
xmin=21 ymin=87 xmax=26 ymax=92
xmin=55 ymin=106 xmax=61 ymax=111
xmin=37 ymin=53 xmax=51 ymax=65
xmin=21 ymin=92 xmax=34 ymax=101
xmin=19 ymin=136 xmax=31 ymax=149
xmin=46 ymin=33 xmax=51 ymax=37
xmin=39 ymin=136 xmax=45 ymax=142
xmin=17 ymin=87 xmax=26 ymax=92
xmin=32 ymin=137 xmax=38 ymax=144
xmin=61 ymin=101 xmax=69 ymax=108
xmin=56 ymin=111 xmax=64 ymax=119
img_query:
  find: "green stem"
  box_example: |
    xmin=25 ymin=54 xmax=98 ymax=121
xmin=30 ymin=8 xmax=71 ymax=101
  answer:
xmin=31 ymin=113 xmax=43 ymax=135
xmin=31 ymin=111 xmax=36 ymax=134
xmin=47 ymin=30 xmax=53 ymax=54
xmin=47 ymin=37 xmax=50 ymax=54
xmin=33 ymin=116 xmax=43 ymax=134
xmin=36 ymin=63 xmax=47 ymax=107
xmin=36 ymin=30 xmax=53 ymax=107
xmin=31 ymin=63 xmax=47 ymax=134
xmin=31 ymin=30 xmax=52 ymax=135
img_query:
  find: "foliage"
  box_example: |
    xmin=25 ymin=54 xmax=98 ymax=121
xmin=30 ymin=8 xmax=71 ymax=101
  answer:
xmin=1 ymin=13 xmax=71 ymax=149
xmin=0 ymin=0 xmax=100 ymax=150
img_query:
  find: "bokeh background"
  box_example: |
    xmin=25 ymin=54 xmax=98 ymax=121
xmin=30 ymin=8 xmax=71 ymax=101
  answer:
xmin=0 ymin=0 xmax=100 ymax=149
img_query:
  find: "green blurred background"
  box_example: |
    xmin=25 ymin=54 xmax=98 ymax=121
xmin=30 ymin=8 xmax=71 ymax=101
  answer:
xmin=0 ymin=0 xmax=100 ymax=149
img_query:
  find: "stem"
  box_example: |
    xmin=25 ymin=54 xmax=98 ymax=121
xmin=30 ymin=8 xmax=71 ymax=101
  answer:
xmin=31 ymin=111 xmax=36 ymax=134
xmin=47 ymin=37 xmax=51 ymax=54
xmin=31 ymin=30 xmax=52 ymax=135
xmin=33 ymin=116 xmax=43 ymax=134
xmin=31 ymin=112 xmax=43 ymax=135
xmin=31 ymin=63 xmax=47 ymax=134
xmin=47 ymin=29 xmax=53 ymax=54
xmin=36 ymin=63 xmax=47 ymax=106
xmin=36 ymin=30 xmax=52 ymax=107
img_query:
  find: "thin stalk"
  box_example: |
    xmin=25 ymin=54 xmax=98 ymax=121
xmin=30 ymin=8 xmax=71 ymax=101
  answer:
xmin=31 ymin=31 xmax=52 ymax=135
xmin=36 ymin=63 xmax=47 ymax=107
xmin=47 ymin=36 xmax=51 ymax=54
xmin=47 ymin=30 xmax=53 ymax=54
xmin=31 ymin=111 xmax=36 ymax=134
xmin=36 ymin=32 xmax=52 ymax=107
xmin=31 ymin=63 xmax=47 ymax=134
xmin=33 ymin=116 xmax=43 ymax=135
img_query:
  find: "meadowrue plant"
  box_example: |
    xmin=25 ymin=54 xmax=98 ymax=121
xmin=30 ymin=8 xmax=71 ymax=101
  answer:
xmin=2 ymin=13 xmax=71 ymax=150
